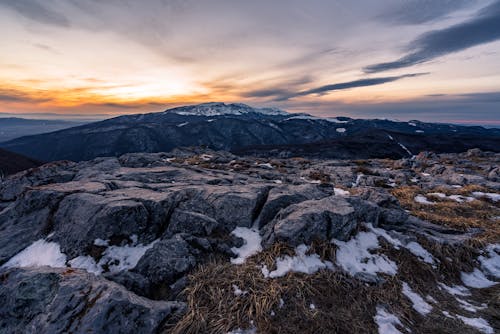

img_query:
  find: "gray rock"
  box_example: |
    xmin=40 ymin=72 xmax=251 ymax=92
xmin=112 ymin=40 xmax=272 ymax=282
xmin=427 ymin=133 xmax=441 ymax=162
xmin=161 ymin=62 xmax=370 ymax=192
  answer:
xmin=0 ymin=161 xmax=76 ymax=201
xmin=52 ymin=193 xmax=152 ymax=258
xmin=263 ymin=195 xmax=379 ymax=246
xmin=0 ymin=189 xmax=65 ymax=264
xmin=256 ymin=184 xmax=328 ymax=228
xmin=379 ymin=208 xmax=410 ymax=226
xmin=487 ymin=167 xmax=500 ymax=182
xmin=0 ymin=267 xmax=185 ymax=334
xmin=134 ymin=236 xmax=197 ymax=287
xmin=166 ymin=209 xmax=219 ymax=237
xmin=178 ymin=185 xmax=270 ymax=231
xmin=103 ymin=271 xmax=152 ymax=297
xmin=354 ymin=187 xmax=399 ymax=208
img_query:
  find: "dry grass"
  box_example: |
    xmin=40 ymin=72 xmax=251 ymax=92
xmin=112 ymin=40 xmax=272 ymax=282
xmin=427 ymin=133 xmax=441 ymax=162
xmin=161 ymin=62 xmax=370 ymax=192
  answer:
xmin=308 ymin=170 xmax=331 ymax=184
xmin=168 ymin=251 xmax=385 ymax=334
xmin=391 ymin=186 xmax=500 ymax=243
xmin=164 ymin=236 xmax=497 ymax=334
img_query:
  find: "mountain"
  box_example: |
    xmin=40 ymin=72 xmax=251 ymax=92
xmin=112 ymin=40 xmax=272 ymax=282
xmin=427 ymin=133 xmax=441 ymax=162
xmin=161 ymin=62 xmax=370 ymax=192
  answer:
xmin=0 ymin=148 xmax=498 ymax=333
xmin=0 ymin=117 xmax=89 ymax=142
xmin=1 ymin=102 xmax=499 ymax=162
xmin=0 ymin=148 xmax=41 ymax=177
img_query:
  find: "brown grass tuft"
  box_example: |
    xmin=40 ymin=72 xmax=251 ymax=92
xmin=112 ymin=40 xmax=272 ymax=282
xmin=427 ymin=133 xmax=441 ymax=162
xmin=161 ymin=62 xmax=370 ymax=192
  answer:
xmin=165 ymin=235 xmax=498 ymax=334
xmin=391 ymin=186 xmax=500 ymax=243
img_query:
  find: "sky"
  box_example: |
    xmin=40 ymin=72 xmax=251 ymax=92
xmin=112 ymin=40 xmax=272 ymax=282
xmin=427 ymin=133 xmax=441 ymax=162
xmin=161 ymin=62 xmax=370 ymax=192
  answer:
xmin=1 ymin=0 xmax=500 ymax=124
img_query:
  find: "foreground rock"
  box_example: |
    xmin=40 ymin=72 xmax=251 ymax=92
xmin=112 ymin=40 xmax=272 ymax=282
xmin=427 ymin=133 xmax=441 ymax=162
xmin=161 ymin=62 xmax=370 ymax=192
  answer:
xmin=0 ymin=148 xmax=498 ymax=333
xmin=0 ymin=267 xmax=185 ymax=334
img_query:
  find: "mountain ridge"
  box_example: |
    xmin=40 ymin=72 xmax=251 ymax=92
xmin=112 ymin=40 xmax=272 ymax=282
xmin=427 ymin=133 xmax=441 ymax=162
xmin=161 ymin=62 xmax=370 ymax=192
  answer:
xmin=1 ymin=102 xmax=499 ymax=162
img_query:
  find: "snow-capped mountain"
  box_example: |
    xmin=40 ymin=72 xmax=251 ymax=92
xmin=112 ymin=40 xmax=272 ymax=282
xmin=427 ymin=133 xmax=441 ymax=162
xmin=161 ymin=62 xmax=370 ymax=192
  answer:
xmin=1 ymin=102 xmax=499 ymax=162
xmin=165 ymin=102 xmax=290 ymax=117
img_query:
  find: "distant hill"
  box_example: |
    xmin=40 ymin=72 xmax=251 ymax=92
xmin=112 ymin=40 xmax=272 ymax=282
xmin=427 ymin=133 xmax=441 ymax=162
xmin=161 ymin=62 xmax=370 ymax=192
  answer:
xmin=0 ymin=148 xmax=41 ymax=176
xmin=0 ymin=117 xmax=88 ymax=142
xmin=1 ymin=102 xmax=499 ymax=162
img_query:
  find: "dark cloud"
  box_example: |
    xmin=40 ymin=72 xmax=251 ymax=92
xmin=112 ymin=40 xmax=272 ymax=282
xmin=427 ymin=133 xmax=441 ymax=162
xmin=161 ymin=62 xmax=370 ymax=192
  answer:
xmin=293 ymin=73 xmax=427 ymax=98
xmin=0 ymin=89 xmax=50 ymax=103
xmin=457 ymin=91 xmax=500 ymax=103
xmin=379 ymin=0 xmax=473 ymax=25
xmin=242 ymin=88 xmax=291 ymax=98
xmin=365 ymin=0 xmax=500 ymax=73
xmin=1 ymin=0 xmax=69 ymax=27
xmin=245 ymin=73 xmax=428 ymax=100
xmin=297 ymin=91 xmax=500 ymax=124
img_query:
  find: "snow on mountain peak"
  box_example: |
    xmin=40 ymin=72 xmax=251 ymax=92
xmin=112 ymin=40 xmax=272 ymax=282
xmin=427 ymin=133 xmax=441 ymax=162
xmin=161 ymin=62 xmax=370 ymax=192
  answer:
xmin=165 ymin=102 xmax=289 ymax=117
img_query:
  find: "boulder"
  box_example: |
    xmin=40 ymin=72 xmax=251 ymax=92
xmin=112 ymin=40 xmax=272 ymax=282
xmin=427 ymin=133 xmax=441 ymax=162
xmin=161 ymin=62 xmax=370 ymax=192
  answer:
xmin=134 ymin=236 xmax=197 ymax=287
xmin=0 ymin=267 xmax=185 ymax=334
xmin=52 ymin=193 xmax=153 ymax=258
xmin=256 ymin=184 xmax=328 ymax=228
xmin=165 ymin=209 xmax=219 ymax=237
xmin=263 ymin=195 xmax=379 ymax=246
xmin=0 ymin=189 xmax=65 ymax=264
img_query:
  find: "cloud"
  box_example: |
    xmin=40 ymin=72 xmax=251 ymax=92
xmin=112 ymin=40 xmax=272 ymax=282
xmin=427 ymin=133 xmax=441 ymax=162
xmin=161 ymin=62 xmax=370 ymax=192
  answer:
xmin=1 ymin=0 xmax=70 ymax=27
xmin=0 ymin=89 xmax=51 ymax=103
xmin=364 ymin=0 xmax=500 ymax=73
xmin=244 ymin=73 xmax=428 ymax=100
xmin=379 ymin=0 xmax=474 ymax=25
xmin=457 ymin=91 xmax=500 ymax=103
xmin=296 ymin=90 xmax=500 ymax=123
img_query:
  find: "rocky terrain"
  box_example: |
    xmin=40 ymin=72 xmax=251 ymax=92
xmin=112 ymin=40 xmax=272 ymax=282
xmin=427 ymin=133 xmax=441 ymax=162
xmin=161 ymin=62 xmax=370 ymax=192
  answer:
xmin=2 ymin=102 xmax=499 ymax=162
xmin=0 ymin=147 xmax=499 ymax=333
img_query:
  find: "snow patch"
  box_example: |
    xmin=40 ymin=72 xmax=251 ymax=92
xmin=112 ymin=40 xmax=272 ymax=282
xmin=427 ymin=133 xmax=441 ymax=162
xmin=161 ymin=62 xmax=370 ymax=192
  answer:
xmin=456 ymin=315 xmax=494 ymax=334
xmin=479 ymin=244 xmax=500 ymax=278
xmin=3 ymin=239 xmax=67 ymax=268
xmin=457 ymin=298 xmax=486 ymax=313
xmin=264 ymin=244 xmax=333 ymax=278
xmin=397 ymin=142 xmax=412 ymax=155
xmin=334 ymin=188 xmax=350 ymax=196
xmin=438 ymin=283 xmax=471 ymax=296
xmin=405 ymin=241 xmax=435 ymax=265
xmin=374 ymin=306 xmax=404 ymax=334
xmin=231 ymin=227 xmax=262 ymax=265
xmin=69 ymin=255 xmax=102 ymax=275
xmin=461 ymin=268 xmax=497 ymax=288
xmin=414 ymin=194 xmax=434 ymax=205
xmin=99 ymin=240 xmax=156 ymax=272
xmin=368 ymin=224 xmax=435 ymax=265
xmin=233 ymin=284 xmax=248 ymax=296
xmin=227 ymin=326 xmax=257 ymax=334
xmin=336 ymin=127 xmax=346 ymax=133
xmin=352 ymin=173 xmax=364 ymax=187
xmin=472 ymin=192 xmax=500 ymax=202
xmin=177 ymin=122 xmax=189 ymax=127
xmin=94 ymin=238 xmax=109 ymax=247
xmin=427 ymin=193 xmax=474 ymax=203
xmin=333 ymin=231 xmax=398 ymax=277
xmin=258 ymin=163 xmax=274 ymax=169
xmin=402 ymin=282 xmax=432 ymax=315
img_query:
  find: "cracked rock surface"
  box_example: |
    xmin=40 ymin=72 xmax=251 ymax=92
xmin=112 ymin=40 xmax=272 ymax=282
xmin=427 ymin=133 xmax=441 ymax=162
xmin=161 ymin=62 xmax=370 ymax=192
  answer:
xmin=0 ymin=147 xmax=499 ymax=333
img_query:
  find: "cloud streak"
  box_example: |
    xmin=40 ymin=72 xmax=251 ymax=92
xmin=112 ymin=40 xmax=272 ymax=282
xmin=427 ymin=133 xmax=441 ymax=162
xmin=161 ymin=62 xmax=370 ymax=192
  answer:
xmin=0 ymin=89 xmax=51 ymax=103
xmin=365 ymin=0 xmax=500 ymax=73
xmin=1 ymin=0 xmax=69 ymax=27
xmin=378 ymin=0 xmax=474 ymax=25
xmin=244 ymin=73 xmax=428 ymax=100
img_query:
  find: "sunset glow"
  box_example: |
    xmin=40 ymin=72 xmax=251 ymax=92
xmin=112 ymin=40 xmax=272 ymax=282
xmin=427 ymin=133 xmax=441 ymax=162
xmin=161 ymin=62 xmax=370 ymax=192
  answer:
xmin=1 ymin=1 xmax=499 ymax=123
